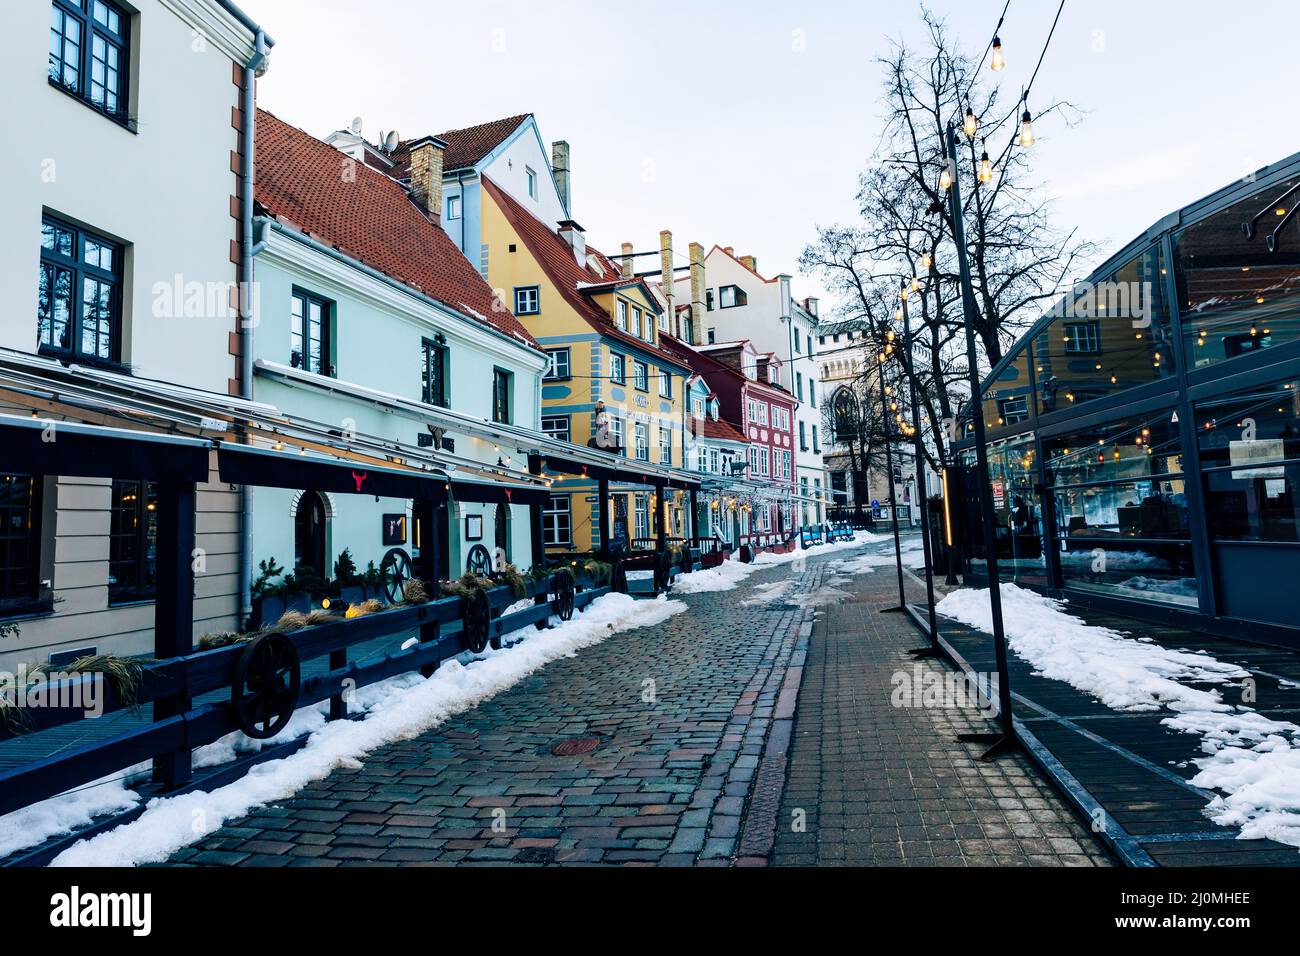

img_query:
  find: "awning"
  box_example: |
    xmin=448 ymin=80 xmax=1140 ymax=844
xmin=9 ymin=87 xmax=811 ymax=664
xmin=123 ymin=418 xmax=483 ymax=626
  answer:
xmin=2 ymin=413 xmax=210 ymax=483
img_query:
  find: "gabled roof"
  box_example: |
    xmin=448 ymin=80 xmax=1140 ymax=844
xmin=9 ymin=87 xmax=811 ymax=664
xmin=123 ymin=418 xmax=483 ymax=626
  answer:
xmin=482 ymin=175 xmax=689 ymax=368
xmin=659 ymin=334 xmax=794 ymax=405
xmin=698 ymin=416 xmax=750 ymax=444
xmin=391 ymin=113 xmax=532 ymax=177
xmin=254 ymin=109 xmax=539 ymax=349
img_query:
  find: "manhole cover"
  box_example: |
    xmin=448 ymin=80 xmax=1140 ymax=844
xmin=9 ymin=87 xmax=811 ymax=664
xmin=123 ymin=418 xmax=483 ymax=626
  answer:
xmin=551 ymin=736 xmax=602 ymax=756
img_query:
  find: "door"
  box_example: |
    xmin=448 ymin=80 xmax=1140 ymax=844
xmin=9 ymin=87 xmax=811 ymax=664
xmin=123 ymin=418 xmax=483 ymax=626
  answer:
xmin=294 ymin=491 xmax=327 ymax=577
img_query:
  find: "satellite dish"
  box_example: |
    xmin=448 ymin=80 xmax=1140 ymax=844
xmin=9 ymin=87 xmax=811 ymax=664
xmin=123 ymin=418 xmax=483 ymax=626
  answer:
xmin=384 ymin=130 xmax=401 ymax=152
xmin=350 ymin=116 xmax=363 ymax=135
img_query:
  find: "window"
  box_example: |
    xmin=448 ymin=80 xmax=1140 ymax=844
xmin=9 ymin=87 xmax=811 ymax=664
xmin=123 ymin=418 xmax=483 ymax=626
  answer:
xmin=692 ymin=397 xmax=705 ymax=419
xmin=634 ymin=422 xmax=649 ymax=461
xmin=658 ymin=370 xmax=672 ymax=398
xmin=659 ymin=427 xmax=672 ymax=465
xmin=795 ymin=371 xmax=803 ymax=402
xmin=492 ymin=368 xmax=512 ymax=424
xmin=755 ymin=402 xmax=769 ymax=425
xmin=38 ymin=216 xmax=122 ymax=364
xmin=632 ymin=308 xmax=643 ymax=338
xmin=421 ymin=338 xmax=447 ymax=406
xmin=811 ymin=425 xmax=820 ymax=453
xmin=542 ymin=495 xmax=571 ymax=546
xmin=808 ymin=379 xmax=816 ymax=409
xmin=758 ymin=448 xmax=771 ymax=477
xmin=799 ymin=421 xmax=807 ymax=451
xmin=719 ymin=285 xmax=747 ymax=308
xmin=291 ymin=289 xmax=332 ymax=376
xmin=998 ymin=396 xmax=1029 ymax=426
xmin=633 ymin=360 xmax=648 ymax=391
xmin=109 ymin=479 xmax=157 ymax=605
xmin=706 ymin=290 xmax=715 ymax=312
xmin=0 ymin=474 xmax=43 ymax=614
xmin=794 ymin=328 xmax=801 ymax=353
xmin=541 ymin=414 xmax=570 ymax=442
xmin=447 ymin=194 xmax=461 ymax=220
xmin=778 ymin=450 xmax=792 ymax=480
xmin=525 ymin=166 xmax=538 ymax=199
xmin=1176 ymin=175 xmax=1300 ymax=371
xmin=616 ymin=300 xmax=628 ymax=331
xmin=634 ymin=494 xmax=649 ymax=539
xmin=772 ymin=407 xmax=789 ymax=431
xmin=1063 ymin=321 xmax=1101 ymax=354
xmin=544 ymin=347 xmax=570 ymax=380
xmin=610 ymin=353 xmax=626 ymax=385
xmin=707 ymin=328 xmax=716 ymax=344
xmin=514 ymin=286 xmax=540 ymax=316
xmin=709 ymin=449 xmax=720 ymax=474
xmin=610 ymin=415 xmax=625 ymax=454
xmin=50 ymin=0 xmax=130 ymax=122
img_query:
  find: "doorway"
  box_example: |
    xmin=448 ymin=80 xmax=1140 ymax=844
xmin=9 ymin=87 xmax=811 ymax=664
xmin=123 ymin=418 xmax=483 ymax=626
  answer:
xmin=294 ymin=491 xmax=327 ymax=577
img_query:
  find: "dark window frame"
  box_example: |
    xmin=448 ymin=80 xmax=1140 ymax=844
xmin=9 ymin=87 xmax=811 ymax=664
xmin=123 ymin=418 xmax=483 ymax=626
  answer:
xmin=38 ymin=214 xmax=124 ymax=367
xmin=49 ymin=0 xmax=133 ymax=128
xmin=514 ymin=285 xmax=540 ymax=316
xmin=540 ymin=414 xmax=570 ymax=442
xmin=0 ymin=474 xmax=46 ymax=617
xmin=421 ymin=337 xmax=448 ymax=407
xmin=108 ymin=478 xmax=157 ymax=605
xmin=291 ymin=287 xmax=334 ymax=377
xmin=543 ymin=347 xmax=570 ymax=381
xmin=492 ymin=368 xmax=512 ymax=424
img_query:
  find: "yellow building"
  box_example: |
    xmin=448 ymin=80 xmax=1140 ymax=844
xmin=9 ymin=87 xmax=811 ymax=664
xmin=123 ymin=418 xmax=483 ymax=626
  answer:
xmin=481 ymin=176 xmax=691 ymax=551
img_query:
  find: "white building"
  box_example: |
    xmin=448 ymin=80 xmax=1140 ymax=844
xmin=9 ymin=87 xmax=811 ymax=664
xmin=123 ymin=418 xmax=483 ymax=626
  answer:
xmin=673 ymin=246 xmax=826 ymax=527
xmin=0 ymin=0 xmax=268 ymax=670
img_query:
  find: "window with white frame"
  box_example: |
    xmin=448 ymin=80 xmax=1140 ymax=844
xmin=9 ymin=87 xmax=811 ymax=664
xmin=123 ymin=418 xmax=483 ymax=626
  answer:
xmin=542 ymin=495 xmax=571 ymax=545
xmin=634 ymin=422 xmax=649 ymax=461
xmin=632 ymin=308 xmax=643 ymax=338
xmin=543 ymin=347 xmax=570 ymax=380
xmin=748 ymin=446 xmax=761 ymax=475
xmin=634 ymin=493 xmax=649 ymax=539
xmin=447 ymin=194 xmax=462 ymax=220
xmin=610 ymin=415 xmax=625 ymax=453
xmin=709 ymin=449 xmax=720 ymax=473
xmin=609 ymin=352 xmax=625 ymax=384
xmin=658 ymin=370 xmax=672 ymax=398
xmin=692 ymin=397 xmax=704 ymax=419
xmin=514 ymin=286 xmax=540 ymax=316
xmin=778 ymin=450 xmax=792 ymax=479
xmin=525 ymin=166 xmax=538 ymax=199
xmin=633 ymin=360 xmax=648 ymax=391
xmin=659 ymin=427 xmax=672 ymax=465
xmin=541 ymin=414 xmax=570 ymax=442
xmin=616 ymin=300 xmax=628 ymax=331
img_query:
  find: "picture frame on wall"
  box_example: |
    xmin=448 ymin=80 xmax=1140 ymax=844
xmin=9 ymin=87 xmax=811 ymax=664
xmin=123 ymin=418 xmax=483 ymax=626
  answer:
xmin=382 ymin=513 xmax=407 ymax=546
xmin=465 ymin=514 xmax=483 ymax=541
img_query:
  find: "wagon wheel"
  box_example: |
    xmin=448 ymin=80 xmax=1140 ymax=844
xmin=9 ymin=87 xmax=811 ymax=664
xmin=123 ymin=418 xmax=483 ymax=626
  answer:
xmin=610 ymin=558 xmax=628 ymax=594
xmin=465 ymin=544 xmax=493 ymax=577
xmin=380 ymin=548 xmax=412 ymax=604
xmin=551 ymin=569 xmax=576 ymax=621
xmin=231 ymin=632 xmax=301 ymax=740
xmin=462 ymin=587 xmax=491 ymax=654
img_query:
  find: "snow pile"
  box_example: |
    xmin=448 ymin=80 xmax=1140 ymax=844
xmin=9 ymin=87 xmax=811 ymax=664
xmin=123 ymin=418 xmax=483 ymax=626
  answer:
xmin=49 ymin=592 xmax=685 ymax=867
xmin=0 ymin=765 xmax=148 ymax=860
xmin=936 ymin=584 xmax=1246 ymax=712
xmin=938 ymin=583 xmax=1300 ymax=848
xmin=672 ymin=558 xmax=761 ymax=594
xmin=742 ymin=581 xmax=795 ymax=606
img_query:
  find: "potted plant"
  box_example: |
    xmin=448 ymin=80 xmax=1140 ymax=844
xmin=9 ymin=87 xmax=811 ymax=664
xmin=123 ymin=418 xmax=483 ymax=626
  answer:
xmin=333 ymin=549 xmax=366 ymax=606
xmin=250 ymin=557 xmax=287 ymax=628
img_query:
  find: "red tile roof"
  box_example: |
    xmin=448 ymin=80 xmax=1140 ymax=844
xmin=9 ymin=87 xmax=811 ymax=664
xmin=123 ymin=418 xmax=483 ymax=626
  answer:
xmin=699 ymin=416 xmax=749 ymax=444
xmin=659 ymin=333 xmax=794 ymax=406
xmin=481 ymin=175 xmax=690 ymax=368
xmin=391 ymin=113 xmax=532 ymax=177
xmin=254 ymin=109 xmax=539 ymax=349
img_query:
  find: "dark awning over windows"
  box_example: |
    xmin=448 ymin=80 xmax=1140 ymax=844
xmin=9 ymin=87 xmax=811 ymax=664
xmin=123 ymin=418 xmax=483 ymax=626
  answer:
xmin=7 ymin=414 xmax=209 ymax=483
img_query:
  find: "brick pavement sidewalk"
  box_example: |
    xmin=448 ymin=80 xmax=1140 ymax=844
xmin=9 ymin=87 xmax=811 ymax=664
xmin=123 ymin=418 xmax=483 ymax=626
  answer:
xmin=768 ymin=559 xmax=1112 ymax=867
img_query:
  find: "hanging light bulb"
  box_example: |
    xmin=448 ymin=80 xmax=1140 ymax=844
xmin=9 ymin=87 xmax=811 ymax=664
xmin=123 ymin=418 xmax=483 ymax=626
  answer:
xmin=963 ymin=105 xmax=978 ymax=139
xmin=910 ymin=276 xmax=922 ymax=293
xmin=920 ymin=252 xmax=933 ymax=271
xmin=991 ymin=36 xmax=1005 ymax=71
xmin=1019 ymin=99 xmax=1035 ymax=148
xmin=978 ymin=148 xmax=993 ymax=184
xmin=939 ymin=162 xmax=953 ymax=192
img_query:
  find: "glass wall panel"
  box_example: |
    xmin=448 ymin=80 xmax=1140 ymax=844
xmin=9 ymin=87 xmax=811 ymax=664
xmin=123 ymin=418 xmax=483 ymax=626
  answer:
xmin=1043 ymin=409 xmax=1196 ymax=606
xmin=1176 ymin=175 xmax=1300 ymax=371
xmin=958 ymin=433 xmax=1045 ymax=585
xmin=1033 ymin=243 xmax=1174 ymax=415
xmin=1196 ymin=377 xmax=1300 ymax=542
xmin=980 ymin=340 xmax=1037 ymax=433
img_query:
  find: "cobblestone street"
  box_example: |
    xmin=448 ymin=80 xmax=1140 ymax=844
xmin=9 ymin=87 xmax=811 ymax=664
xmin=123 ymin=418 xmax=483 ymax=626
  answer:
xmin=165 ymin=539 xmax=1108 ymax=867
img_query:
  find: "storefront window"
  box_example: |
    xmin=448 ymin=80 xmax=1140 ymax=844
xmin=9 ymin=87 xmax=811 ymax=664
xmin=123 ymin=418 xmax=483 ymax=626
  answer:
xmin=1177 ymin=176 xmax=1300 ymax=371
xmin=959 ymin=434 xmax=1044 ymax=585
xmin=1033 ymin=244 xmax=1174 ymax=415
xmin=1043 ymin=409 xmax=1195 ymax=606
xmin=1197 ymin=378 xmax=1300 ymax=542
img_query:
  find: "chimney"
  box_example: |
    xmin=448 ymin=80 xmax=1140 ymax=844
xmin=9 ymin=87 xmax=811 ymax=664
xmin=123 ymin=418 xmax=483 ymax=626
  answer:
xmin=805 ymin=296 xmax=819 ymax=317
xmin=723 ymin=246 xmax=734 ymax=257
xmin=620 ymin=242 xmax=634 ymax=279
xmin=739 ymin=254 xmax=757 ymax=273
xmin=408 ymin=136 xmax=446 ymax=220
xmin=558 ymin=219 xmax=587 ymax=265
xmin=689 ymin=241 xmax=706 ymax=347
xmin=552 ymin=140 xmax=571 ymax=213
xmin=659 ymin=230 xmax=675 ymax=336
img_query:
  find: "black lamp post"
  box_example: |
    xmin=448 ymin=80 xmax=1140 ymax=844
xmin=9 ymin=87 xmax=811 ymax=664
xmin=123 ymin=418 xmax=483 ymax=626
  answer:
xmin=898 ymin=278 xmax=942 ymax=657
xmin=943 ymin=121 xmax=1016 ymax=759
xmin=875 ymin=338 xmax=908 ymax=614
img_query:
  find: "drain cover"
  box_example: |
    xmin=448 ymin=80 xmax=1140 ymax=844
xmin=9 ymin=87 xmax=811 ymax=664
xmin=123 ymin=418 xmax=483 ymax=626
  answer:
xmin=551 ymin=736 xmax=601 ymax=756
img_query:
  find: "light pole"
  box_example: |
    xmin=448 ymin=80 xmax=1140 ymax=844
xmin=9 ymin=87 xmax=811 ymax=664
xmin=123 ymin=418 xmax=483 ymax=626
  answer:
xmin=943 ymin=120 xmax=1016 ymax=759
xmin=898 ymin=278 xmax=941 ymax=658
xmin=875 ymin=340 xmax=908 ymax=614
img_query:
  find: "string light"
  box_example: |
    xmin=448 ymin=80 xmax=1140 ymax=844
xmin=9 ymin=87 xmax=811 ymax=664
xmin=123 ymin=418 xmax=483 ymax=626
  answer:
xmin=991 ymin=35 xmax=1006 ymax=71
xmin=920 ymin=252 xmax=933 ymax=270
xmin=964 ymin=105 xmax=978 ymax=139
xmin=1019 ymin=97 xmax=1035 ymax=148
xmin=939 ymin=162 xmax=953 ymax=192
xmin=978 ymin=147 xmax=993 ymax=184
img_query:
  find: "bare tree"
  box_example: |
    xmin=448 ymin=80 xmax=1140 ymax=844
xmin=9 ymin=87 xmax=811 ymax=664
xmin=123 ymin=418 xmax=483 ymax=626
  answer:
xmin=803 ymin=9 xmax=1096 ymax=475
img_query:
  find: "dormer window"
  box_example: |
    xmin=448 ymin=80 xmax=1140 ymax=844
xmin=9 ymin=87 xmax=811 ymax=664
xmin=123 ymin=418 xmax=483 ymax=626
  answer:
xmin=719 ymin=285 xmax=746 ymax=308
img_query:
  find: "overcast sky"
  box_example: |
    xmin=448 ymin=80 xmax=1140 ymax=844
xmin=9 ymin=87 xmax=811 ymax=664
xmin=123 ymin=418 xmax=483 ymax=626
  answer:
xmin=239 ymin=0 xmax=1299 ymax=317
